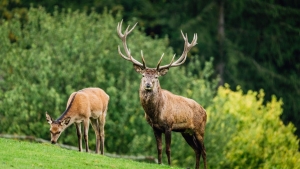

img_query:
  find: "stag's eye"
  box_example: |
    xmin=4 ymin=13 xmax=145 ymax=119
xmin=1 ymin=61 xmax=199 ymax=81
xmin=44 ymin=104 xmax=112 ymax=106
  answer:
xmin=155 ymin=75 xmax=158 ymax=79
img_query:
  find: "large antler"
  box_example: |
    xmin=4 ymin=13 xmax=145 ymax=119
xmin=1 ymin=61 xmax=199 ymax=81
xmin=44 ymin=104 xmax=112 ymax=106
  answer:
xmin=117 ymin=20 xmax=147 ymax=69
xmin=156 ymin=31 xmax=198 ymax=70
xmin=117 ymin=20 xmax=197 ymax=70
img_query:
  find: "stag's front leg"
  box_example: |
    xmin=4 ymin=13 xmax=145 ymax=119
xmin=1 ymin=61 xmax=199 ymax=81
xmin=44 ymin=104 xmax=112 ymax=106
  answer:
xmin=153 ymin=128 xmax=163 ymax=164
xmin=83 ymin=119 xmax=90 ymax=152
xmin=75 ymin=123 xmax=82 ymax=152
xmin=165 ymin=129 xmax=172 ymax=166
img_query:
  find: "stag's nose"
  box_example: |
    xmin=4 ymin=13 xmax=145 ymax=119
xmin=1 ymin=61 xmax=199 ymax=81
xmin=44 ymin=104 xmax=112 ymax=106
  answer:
xmin=145 ymin=83 xmax=152 ymax=90
xmin=51 ymin=140 xmax=56 ymax=144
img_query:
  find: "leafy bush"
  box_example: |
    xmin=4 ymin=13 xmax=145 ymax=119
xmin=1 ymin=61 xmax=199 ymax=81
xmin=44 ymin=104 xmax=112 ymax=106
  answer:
xmin=0 ymin=7 xmax=217 ymax=168
xmin=205 ymin=85 xmax=300 ymax=169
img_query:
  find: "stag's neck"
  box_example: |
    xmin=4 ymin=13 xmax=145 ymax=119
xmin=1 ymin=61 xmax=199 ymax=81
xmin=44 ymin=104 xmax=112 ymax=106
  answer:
xmin=139 ymin=86 xmax=164 ymax=119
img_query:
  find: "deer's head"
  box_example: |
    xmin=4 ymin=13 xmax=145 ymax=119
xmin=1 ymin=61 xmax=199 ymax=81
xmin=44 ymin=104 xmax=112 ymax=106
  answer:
xmin=117 ymin=20 xmax=197 ymax=92
xmin=133 ymin=67 xmax=168 ymax=92
xmin=46 ymin=112 xmax=71 ymax=144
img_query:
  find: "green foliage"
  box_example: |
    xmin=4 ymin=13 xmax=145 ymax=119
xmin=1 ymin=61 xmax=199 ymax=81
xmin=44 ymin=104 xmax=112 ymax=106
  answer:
xmin=206 ymin=85 xmax=300 ymax=169
xmin=0 ymin=0 xmax=28 ymax=21
xmin=0 ymin=7 xmax=217 ymax=168
xmin=224 ymin=0 xmax=300 ymax=135
xmin=2 ymin=0 xmax=300 ymax=139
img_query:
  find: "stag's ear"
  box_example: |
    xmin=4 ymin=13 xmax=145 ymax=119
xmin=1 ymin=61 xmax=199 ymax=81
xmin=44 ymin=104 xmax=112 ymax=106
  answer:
xmin=133 ymin=65 xmax=144 ymax=74
xmin=60 ymin=117 xmax=71 ymax=126
xmin=158 ymin=68 xmax=169 ymax=76
xmin=46 ymin=112 xmax=53 ymax=124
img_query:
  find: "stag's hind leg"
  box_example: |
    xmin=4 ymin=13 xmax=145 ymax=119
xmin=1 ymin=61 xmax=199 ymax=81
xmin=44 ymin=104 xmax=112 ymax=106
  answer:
xmin=194 ymin=132 xmax=207 ymax=169
xmin=181 ymin=133 xmax=201 ymax=169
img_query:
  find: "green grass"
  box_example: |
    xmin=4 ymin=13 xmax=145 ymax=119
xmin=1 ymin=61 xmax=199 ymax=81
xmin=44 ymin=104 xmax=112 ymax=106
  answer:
xmin=0 ymin=138 xmax=183 ymax=169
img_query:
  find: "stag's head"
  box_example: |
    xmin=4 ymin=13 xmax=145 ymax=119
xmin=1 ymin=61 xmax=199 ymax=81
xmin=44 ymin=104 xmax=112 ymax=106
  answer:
xmin=46 ymin=112 xmax=71 ymax=144
xmin=133 ymin=67 xmax=167 ymax=92
xmin=117 ymin=20 xmax=197 ymax=92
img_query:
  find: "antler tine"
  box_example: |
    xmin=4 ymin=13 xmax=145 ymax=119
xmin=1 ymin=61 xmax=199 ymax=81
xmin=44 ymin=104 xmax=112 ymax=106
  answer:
xmin=172 ymin=31 xmax=195 ymax=65
xmin=156 ymin=53 xmax=164 ymax=70
xmin=140 ymin=50 xmax=147 ymax=68
xmin=117 ymin=20 xmax=145 ymax=68
xmin=157 ymin=30 xmax=198 ymax=70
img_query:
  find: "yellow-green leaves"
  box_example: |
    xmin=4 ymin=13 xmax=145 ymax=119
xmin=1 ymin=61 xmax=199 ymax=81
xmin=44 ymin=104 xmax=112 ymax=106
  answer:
xmin=206 ymin=85 xmax=300 ymax=169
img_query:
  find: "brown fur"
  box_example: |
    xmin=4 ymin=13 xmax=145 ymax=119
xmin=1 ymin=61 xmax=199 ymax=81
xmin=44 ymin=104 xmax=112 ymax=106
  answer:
xmin=46 ymin=87 xmax=109 ymax=155
xmin=117 ymin=20 xmax=206 ymax=169
xmin=137 ymin=68 xmax=207 ymax=169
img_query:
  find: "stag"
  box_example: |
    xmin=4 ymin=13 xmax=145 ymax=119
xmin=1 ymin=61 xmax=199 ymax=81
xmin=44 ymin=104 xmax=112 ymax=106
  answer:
xmin=46 ymin=87 xmax=109 ymax=154
xmin=117 ymin=20 xmax=207 ymax=169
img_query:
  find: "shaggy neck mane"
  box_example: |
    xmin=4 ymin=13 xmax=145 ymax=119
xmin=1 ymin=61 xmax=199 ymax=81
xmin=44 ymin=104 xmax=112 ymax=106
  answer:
xmin=139 ymin=86 xmax=164 ymax=119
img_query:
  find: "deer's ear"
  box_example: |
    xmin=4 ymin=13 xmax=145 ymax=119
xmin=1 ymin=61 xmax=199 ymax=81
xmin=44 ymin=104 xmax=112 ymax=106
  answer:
xmin=60 ymin=117 xmax=71 ymax=126
xmin=46 ymin=112 xmax=53 ymax=124
xmin=158 ymin=68 xmax=169 ymax=76
xmin=133 ymin=65 xmax=144 ymax=74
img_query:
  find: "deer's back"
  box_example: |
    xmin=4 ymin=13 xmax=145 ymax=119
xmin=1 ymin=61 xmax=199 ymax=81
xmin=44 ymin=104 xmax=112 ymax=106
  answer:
xmin=67 ymin=88 xmax=109 ymax=119
xmin=146 ymin=89 xmax=206 ymax=131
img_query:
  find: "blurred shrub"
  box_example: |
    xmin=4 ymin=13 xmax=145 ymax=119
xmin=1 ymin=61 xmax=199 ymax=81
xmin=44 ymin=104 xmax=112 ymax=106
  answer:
xmin=205 ymin=85 xmax=300 ymax=169
xmin=0 ymin=7 xmax=217 ymax=168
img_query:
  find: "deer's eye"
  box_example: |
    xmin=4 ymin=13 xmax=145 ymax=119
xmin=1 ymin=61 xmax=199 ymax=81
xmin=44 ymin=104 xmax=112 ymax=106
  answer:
xmin=155 ymin=75 xmax=158 ymax=79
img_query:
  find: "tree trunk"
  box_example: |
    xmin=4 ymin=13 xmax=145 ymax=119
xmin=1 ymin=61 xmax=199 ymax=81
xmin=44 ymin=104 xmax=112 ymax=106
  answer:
xmin=217 ymin=0 xmax=225 ymax=86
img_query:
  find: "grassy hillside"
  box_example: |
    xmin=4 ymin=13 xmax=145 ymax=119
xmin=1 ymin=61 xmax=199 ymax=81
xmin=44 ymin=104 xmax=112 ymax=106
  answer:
xmin=0 ymin=138 xmax=183 ymax=169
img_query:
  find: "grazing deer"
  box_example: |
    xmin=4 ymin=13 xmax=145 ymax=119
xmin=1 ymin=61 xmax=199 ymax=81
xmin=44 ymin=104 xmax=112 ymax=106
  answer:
xmin=46 ymin=87 xmax=109 ymax=155
xmin=117 ymin=20 xmax=207 ymax=169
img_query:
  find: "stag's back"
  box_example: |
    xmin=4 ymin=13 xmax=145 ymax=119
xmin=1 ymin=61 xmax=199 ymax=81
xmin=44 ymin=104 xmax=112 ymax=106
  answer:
xmin=159 ymin=89 xmax=207 ymax=130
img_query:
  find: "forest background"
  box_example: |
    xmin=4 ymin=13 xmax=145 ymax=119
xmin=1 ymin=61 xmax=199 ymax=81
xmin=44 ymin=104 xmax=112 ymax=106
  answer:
xmin=0 ymin=0 xmax=299 ymax=168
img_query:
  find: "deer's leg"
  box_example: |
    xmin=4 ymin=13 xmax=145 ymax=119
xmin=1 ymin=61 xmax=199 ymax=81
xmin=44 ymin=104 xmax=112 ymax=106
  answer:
xmin=90 ymin=118 xmax=100 ymax=154
xmin=75 ymin=123 xmax=82 ymax=152
xmin=195 ymin=132 xmax=207 ymax=169
xmin=200 ymin=141 xmax=207 ymax=169
xmin=153 ymin=128 xmax=163 ymax=164
xmin=181 ymin=133 xmax=201 ymax=169
xmin=83 ymin=119 xmax=90 ymax=152
xmin=165 ymin=128 xmax=172 ymax=166
xmin=99 ymin=113 xmax=106 ymax=155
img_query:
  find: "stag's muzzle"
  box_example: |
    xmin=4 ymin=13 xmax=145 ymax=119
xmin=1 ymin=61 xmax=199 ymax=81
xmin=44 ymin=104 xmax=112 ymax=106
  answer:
xmin=145 ymin=83 xmax=152 ymax=91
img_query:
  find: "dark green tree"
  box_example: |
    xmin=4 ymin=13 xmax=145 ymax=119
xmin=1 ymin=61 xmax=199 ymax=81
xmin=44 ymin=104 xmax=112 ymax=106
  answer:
xmin=224 ymin=0 xmax=300 ymax=136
